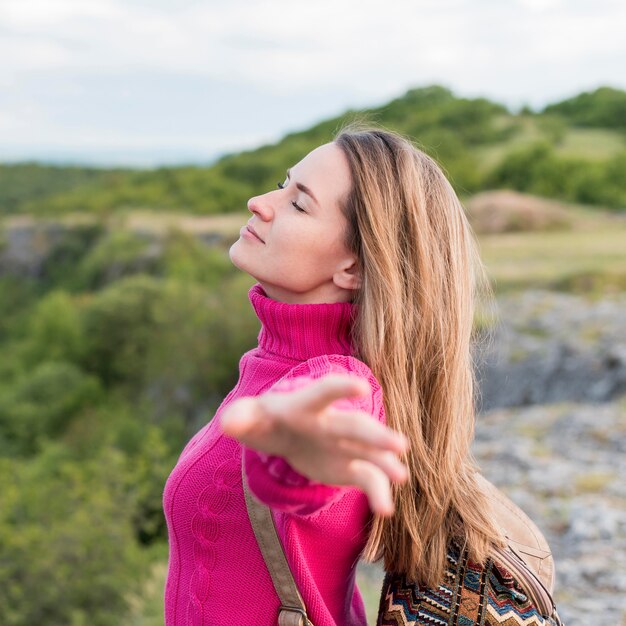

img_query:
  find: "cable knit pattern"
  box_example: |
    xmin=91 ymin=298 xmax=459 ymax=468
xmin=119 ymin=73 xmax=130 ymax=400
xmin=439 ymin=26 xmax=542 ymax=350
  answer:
xmin=162 ymin=282 xmax=386 ymax=625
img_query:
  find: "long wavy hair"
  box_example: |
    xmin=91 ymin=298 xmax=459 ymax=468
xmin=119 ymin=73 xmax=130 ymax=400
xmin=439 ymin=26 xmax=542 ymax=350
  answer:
xmin=333 ymin=121 xmax=507 ymax=587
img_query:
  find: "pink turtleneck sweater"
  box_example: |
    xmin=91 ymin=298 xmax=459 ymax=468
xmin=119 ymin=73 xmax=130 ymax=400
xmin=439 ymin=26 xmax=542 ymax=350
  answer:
xmin=162 ymin=282 xmax=386 ymax=626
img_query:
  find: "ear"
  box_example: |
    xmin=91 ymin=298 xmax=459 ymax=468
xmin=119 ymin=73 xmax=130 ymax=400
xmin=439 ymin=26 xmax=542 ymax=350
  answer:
xmin=333 ymin=256 xmax=362 ymax=291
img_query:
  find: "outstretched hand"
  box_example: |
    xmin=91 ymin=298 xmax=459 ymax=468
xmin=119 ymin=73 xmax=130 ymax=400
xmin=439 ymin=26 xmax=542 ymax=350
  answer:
xmin=219 ymin=373 xmax=409 ymax=516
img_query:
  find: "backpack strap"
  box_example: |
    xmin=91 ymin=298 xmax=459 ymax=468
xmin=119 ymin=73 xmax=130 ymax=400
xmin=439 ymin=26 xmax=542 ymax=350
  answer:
xmin=241 ymin=453 xmax=314 ymax=626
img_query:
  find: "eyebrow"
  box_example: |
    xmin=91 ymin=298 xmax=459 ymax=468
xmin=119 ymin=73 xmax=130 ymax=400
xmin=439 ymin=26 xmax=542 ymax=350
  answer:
xmin=286 ymin=168 xmax=319 ymax=207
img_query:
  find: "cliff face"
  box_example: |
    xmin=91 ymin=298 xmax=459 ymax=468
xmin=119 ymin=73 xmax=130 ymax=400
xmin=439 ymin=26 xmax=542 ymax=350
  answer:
xmin=0 ymin=214 xmax=237 ymax=278
xmin=0 ymin=219 xmax=77 ymax=278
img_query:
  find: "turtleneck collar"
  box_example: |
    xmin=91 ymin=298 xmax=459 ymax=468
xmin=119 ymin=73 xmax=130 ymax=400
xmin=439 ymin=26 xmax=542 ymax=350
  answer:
xmin=248 ymin=283 xmax=356 ymax=361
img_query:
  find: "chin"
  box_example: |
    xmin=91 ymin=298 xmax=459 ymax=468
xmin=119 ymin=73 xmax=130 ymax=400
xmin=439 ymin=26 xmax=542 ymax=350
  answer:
xmin=228 ymin=244 xmax=259 ymax=281
xmin=228 ymin=241 xmax=245 ymax=269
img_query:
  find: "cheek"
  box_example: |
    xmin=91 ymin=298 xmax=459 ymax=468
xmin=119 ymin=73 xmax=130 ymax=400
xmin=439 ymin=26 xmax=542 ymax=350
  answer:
xmin=276 ymin=225 xmax=340 ymax=267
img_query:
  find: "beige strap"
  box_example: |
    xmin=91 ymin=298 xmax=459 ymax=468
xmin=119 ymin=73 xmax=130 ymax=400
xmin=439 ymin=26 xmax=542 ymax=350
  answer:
xmin=242 ymin=454 xmax=313 ymax=626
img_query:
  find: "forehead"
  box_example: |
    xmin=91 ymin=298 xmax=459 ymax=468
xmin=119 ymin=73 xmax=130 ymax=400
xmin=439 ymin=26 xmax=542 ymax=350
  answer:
xmin=292 ymin=142 xmax=352 ymax=211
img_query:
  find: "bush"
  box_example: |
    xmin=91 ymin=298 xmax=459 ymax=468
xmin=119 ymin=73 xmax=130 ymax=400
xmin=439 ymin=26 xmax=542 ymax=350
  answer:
xmin=24 ymin=290 xmax=84 ymax=365
xmin=543 ymin=86 xmax=626 ymax=130
xmin=159 ymin=228 xmax=234 ymax=285
xmin=79 ymin=275 xmax=164 ymax=387
xmin=0 ymin=443 xmax=145 ymax=626
xmin=79 ymin=272 xmax=259 ymax=434
xmin=0 ymin=361 xmax=102 ymax=455
xmin=75 ymin=230 xmax=159 ymax=290
xmin=0 ymin=275 xmax=39 ymax=341
xmin=487 ymin=142 xmax=626 ymax=209
xmin=43 ymin=223 xmax=105 ymax=289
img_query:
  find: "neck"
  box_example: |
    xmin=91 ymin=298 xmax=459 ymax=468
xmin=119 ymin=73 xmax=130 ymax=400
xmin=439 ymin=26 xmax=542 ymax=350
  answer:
xmin=248 ymin=282 xmax=357 ymax=360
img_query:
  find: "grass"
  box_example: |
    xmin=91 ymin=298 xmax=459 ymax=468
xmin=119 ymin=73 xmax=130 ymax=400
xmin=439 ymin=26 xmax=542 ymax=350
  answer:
xmin=476 ymin=116 xmax=625 ymax=172
xmin=476 ymin=116 xmax=546 ymax=171
xmin=2 ymin=209 xmax=247 ymax=240
xmin=574 ymin=471 xmax=617 ymax=494
xmin=478 ymin=210 xmax=626 ymax=297
xmin=556 ymin=128 xmax=626 ymax=160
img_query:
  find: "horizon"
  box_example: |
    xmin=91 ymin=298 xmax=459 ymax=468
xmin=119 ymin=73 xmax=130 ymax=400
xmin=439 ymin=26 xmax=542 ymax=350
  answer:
xmin=0 ymin=82 xmax=621 ymax=170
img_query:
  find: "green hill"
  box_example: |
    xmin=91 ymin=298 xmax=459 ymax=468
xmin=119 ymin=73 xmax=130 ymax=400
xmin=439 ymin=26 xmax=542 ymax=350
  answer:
xmin=542 ymin=86 xmax=626 ymax=130
xmin=1 ymin=84 xmax=625 ymax=216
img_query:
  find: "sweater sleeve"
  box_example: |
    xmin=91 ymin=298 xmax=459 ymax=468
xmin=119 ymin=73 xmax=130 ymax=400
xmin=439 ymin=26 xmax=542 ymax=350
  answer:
xmin=242 ymin=354 xmax=386 ymax=516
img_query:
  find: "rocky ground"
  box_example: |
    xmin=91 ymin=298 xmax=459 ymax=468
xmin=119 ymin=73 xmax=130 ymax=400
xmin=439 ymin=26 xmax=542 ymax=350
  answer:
xmin=475 ymin=400 xmax=626 ymax=626
xmin=358 ymin=289 xmax=626 ymax=626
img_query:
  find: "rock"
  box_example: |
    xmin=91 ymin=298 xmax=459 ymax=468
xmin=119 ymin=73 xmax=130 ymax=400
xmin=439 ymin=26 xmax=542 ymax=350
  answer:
xmin=474 ymin=398 xmax=626 ymax=625
xmin=476 ymin=289 xmax=626 ymax=409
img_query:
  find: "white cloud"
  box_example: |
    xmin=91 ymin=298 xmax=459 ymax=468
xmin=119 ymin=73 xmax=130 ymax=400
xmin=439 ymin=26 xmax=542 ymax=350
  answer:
xmin=0 ymin=0 xmax=624 ymax=164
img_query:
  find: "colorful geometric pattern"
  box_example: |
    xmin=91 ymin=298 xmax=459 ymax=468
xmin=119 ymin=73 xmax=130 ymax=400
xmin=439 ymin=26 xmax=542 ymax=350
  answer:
xmin=377 ymin=542 xmax=560 ymax=626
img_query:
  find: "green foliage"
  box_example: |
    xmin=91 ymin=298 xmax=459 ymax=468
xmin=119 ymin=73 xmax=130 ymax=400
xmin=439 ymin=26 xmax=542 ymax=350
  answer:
xmin=125 ymin=426 xmax=176 ymax=544
xmin=74 ymin=230 xmax=158 ymax=290
xmin=0 ymin=275 xmax=40 ymax=340
xmin=0 ymin=186 xmax=267 ymax=624
xmin=24 ymin=290 xmax=84 ymax=364
xmin=15 ymin=164 xmax=255 ymax=218
xmin=414 ymin=127 xmax=484 ymax=193
xmin=75 ymin=269 xmax=257 ymax=432
xmin=43 ymin=223 xmax=106 ymax=288
xmin=535 ymin=115 xmax=568 ymax=144
xmin=0 ymin=361 xmax=102 ymax=455
xmin=543 ymin=86 xmax=626 ymax=130
xmin=159 ymin=228 xmax=233 ymax=285
xmin=0 ymin=442 xmax=146 ymax=626
xmin=79 ymin=274 xmax=166 ymax=387
xmin=0 ymin=163 xmax=112 ymax=214
xmin=2 ymin=84 xmax=625 ymax=215
xmin=487 ymin=142 xmax=626 ymax=209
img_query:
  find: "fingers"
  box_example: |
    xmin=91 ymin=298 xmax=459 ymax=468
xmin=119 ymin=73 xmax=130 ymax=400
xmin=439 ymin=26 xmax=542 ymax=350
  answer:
xmin=320 ymin=409 xmax=409 ymax=454
xmin=337 ymin=442 xmax=408 ymax=484
xmin=296 ymin=374 xmax=371 ymax=413
xmin=348 ymin=460 xmax=396 ymax=517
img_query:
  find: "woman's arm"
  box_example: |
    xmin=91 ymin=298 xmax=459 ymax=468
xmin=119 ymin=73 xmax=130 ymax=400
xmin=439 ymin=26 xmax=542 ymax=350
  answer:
xmin=219 ymin=355 xmax=408 ymax=516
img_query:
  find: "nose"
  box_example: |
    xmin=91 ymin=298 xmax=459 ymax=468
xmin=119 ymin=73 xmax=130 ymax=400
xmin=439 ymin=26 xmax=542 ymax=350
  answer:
xmin=247 ymin=193 xmax=274 ymax=221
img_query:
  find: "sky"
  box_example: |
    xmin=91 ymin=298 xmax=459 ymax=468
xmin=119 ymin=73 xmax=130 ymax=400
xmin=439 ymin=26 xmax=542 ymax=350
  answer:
xmin=0 ymin=0 xmax=624 ymax=168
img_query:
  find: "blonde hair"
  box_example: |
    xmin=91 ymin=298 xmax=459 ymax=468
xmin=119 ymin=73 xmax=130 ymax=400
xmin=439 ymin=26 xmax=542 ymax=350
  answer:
xmin=334 ymin=121 xmax=506 ymax=587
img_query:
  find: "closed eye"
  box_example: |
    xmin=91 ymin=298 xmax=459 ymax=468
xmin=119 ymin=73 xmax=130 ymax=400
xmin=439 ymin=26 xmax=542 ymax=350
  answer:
xmin=276 ymin=181 xmax=306 ymax=213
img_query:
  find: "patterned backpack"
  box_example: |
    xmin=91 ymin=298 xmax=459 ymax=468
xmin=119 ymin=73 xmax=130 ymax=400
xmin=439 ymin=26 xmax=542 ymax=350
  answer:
xmin=243 ymin=457 xmax=563 ymax=626
xmin=377 ymin=474 xmax=563 ymax=625
xmin=377 ymin=538 xmax=563 ymax=625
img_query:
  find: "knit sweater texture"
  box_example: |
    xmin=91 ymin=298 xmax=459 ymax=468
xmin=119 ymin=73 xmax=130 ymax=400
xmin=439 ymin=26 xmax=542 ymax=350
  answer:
xmin=162 ymin=282 xmax=387 ymax=626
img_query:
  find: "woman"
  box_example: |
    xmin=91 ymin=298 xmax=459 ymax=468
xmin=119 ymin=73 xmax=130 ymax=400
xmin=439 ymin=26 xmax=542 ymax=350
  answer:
xmin=162 ymin=123 xmax=506 ymax=625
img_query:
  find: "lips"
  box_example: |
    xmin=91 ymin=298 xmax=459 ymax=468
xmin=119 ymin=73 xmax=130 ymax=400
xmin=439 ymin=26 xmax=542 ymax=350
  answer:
xmin=246 ymin=224 xmax=265 ymax=243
